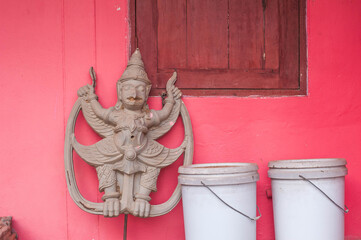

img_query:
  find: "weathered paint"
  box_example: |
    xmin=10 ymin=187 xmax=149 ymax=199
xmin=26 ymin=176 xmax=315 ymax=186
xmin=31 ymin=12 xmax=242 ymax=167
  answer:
xmin=0 ymin=0 xmax=360 ymax=239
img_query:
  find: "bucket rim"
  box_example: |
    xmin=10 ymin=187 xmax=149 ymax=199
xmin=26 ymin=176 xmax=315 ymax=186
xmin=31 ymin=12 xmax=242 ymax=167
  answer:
xmin=179 ymin=162 xmax=258 ymax=175
xmin=268 ymin=158 xmax=346 ymax=169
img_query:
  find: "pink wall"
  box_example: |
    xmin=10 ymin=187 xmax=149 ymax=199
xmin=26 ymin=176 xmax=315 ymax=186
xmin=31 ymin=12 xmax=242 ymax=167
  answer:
xmin=0 ymin=0 xmax=361 ymax=239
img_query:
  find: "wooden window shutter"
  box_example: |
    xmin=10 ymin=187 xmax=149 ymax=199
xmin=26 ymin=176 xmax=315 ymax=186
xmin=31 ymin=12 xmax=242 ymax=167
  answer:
xmin=131 ymin=0 xmax=306 ymax=96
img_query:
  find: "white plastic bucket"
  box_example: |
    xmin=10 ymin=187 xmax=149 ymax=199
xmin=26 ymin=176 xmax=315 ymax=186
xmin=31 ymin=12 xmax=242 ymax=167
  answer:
xmin=268 ymin=158 xmax=348 ymax=240
xmin=179 ymin=163 xmax=259 ymax=240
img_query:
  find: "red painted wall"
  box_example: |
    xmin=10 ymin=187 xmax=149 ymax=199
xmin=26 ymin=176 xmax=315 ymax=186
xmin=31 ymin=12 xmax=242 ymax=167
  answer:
xmin=0 ymin=0 xmax=360 ymax=239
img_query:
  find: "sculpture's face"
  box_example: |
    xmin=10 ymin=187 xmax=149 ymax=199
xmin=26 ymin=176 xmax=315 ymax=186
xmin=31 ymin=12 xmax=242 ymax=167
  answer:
xmin=120 ymin=79 xmax=149 ymax=110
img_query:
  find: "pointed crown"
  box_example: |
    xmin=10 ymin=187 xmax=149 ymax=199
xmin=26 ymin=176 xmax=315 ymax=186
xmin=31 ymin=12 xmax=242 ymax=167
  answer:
xmin=118 ymin=49 xmax=151 ymax=84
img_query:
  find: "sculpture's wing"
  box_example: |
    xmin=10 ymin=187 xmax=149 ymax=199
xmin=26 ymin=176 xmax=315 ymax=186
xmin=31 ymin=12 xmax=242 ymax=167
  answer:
xmin=138 ymin=138 xmax=186 ymax=168
xmin=71 ymin=134 xmax=123 ymax=167
xmin=81 ymin=99 xmax=114 ymax=138
xmin=147 ymin=99 xmax=181 ymax=140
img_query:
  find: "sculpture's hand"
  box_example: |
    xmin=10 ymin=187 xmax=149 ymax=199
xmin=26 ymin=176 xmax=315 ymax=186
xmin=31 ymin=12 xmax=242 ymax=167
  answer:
xmin=77 ymin=84 xmax=98 ymax=102
xmin=103 ymin=198 xmax=120 ymax=217
xmin=134 ymin=198 xmax=150 ymax=218
xmin=167 ymin=85 xmax=182 ymax=101
xmin=77 ymin=84 xmax=93 ymax=97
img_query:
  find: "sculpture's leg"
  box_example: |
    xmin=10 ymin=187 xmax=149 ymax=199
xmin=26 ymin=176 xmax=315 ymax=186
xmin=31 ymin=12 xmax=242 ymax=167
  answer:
xmin=139 ymin=167 xmax=160 ymax=192
xmin=96 ymin=164 xmax=116 ymax=192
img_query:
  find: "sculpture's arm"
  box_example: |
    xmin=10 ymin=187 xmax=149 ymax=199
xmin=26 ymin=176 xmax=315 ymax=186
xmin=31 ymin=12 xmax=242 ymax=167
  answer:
xmin=78 ymin=84 xmax=115 ymax=124
xmin=89 ymin=100 xmax=115 ymax=124
xmin=146 ymin=86 xmax=182 ymax=128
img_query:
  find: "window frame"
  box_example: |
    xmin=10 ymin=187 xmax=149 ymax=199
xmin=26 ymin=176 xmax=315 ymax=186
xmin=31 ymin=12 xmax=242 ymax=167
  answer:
xmin=130 ymin=0 xmax=307 ymax=97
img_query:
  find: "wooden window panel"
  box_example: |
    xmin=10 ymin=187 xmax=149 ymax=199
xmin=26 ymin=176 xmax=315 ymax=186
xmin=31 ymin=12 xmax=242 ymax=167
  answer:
xmin=187 ymin=0 xmax=228 ymax=69
xmin=229 ymin=0 xmax=264 ymax=70
xmin=131 ymin=0 xmax=306 ymax=96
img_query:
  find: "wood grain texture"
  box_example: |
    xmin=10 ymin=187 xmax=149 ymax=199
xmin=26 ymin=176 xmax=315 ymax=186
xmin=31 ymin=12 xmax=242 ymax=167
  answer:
xmin=156 ymin=69 xmax=280 ymax=89
xmin=134 ymin=0 xmax=306 ymax=96
xmin=150 ymin=88 xmax=303 ymax=97
xmin=265 ymin=0 xmax=280 ymax=70
xmin=130 ymin=0 xmax=136 ymax=50
xmin=187 ymin=0 xmax=228 ymax=69
xmin=158 ymin=0 xmax=187 ymax=70
xmin=299 ymin=0 xmax=307 ymax=95
xmin=135 ymin=0 xmax=158 ymax=85
xmin=229 ymin=0 xmax=264 ymax=70
xmin=279 ymin=0 xmax=300 ymax=88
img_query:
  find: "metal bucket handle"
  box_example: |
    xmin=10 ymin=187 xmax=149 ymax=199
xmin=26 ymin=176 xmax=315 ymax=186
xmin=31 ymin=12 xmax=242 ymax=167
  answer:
xmin=201 ymin=181 xmax=261 ymax=221
xmin=299 ymin=175 xmax=349 ymax=214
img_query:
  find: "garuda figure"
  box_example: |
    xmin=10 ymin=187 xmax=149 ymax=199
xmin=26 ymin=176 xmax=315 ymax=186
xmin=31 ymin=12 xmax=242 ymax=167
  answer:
xmin=64 ymin=49 xmax=193 ymax=218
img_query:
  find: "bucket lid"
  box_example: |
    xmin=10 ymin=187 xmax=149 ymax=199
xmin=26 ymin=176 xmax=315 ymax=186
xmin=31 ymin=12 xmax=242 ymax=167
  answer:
xmin=268 ymin=158 xmax=347 ymax=169
xmin=179 ymin=162 xmax=258 ymax=175
xmin=268 ymin=158 xmax=347 ymax=179
xmin=179 ymin=163 xmax=259 ymax=186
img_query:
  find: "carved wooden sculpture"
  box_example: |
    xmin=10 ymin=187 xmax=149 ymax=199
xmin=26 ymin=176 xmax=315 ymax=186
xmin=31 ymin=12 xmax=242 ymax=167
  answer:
xmin=65 ymin=49 xmax=193 ymax=218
